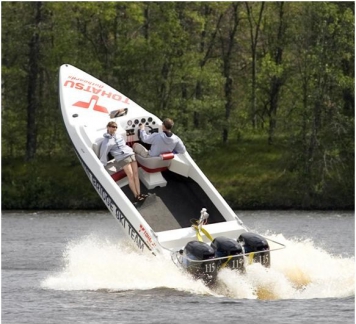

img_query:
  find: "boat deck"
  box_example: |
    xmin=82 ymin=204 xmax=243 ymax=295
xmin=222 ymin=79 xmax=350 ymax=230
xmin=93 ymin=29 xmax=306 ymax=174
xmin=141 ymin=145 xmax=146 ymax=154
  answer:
xmin=122 ymin=170 xmax=226 ymax=232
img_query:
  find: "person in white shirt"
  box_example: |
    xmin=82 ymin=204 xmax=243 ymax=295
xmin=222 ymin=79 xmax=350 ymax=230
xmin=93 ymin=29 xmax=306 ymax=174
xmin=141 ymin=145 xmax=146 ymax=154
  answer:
xmin=133 ymin=118 xmax=186 ymax=157
xmin=100 ymin=121 xmax=147 ymax=202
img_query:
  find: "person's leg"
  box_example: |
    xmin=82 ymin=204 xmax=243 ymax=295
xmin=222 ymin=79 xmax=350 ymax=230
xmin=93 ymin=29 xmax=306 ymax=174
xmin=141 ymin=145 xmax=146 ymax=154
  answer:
xmin=133 ymin=143 xmax=150 ymax=157
xmin=130 ymin=161 xmax=141 ymax=196
xmin=122 ymin=163 xmax=139 ymax=198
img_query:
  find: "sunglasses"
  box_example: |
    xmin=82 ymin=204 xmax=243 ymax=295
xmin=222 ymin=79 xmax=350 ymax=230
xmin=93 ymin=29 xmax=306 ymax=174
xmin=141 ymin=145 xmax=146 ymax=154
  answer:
xmin=109 ymin=126 xmax=117 ymax=129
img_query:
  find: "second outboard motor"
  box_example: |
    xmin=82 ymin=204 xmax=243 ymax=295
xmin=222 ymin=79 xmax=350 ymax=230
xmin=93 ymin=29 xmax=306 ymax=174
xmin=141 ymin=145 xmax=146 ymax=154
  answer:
xmin=182 ymin=241 xmax=218 ymax=285
xmin=238 ymin=232 xmax=270 ymax=267
xmin=211 ymin=236 xmax=245 ymax=272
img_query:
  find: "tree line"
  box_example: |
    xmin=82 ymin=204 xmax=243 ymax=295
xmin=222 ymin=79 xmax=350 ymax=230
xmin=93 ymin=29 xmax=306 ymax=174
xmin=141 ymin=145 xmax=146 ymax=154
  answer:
xmin=1 ymin=2 xmax=354 ymax=209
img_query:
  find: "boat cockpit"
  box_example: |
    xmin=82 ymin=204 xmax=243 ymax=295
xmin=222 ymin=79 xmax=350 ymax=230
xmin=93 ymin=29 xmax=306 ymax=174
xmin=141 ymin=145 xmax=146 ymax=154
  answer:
xmin=89 ymin=109 xmax=190 ymax=191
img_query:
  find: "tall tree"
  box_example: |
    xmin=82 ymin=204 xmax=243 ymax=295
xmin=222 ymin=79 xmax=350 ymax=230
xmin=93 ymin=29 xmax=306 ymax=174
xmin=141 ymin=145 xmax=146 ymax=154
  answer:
xmin=219 ymin=3 xmax=240 ymax=143
xmin=245 ymin=2 xmax=265 ymax=129
xmin=262 ymin=2 xmax=288 ymax=144
xmin=288 ymin=2 xmax=354 ymax=204
xmin=194 ymin=4 xmax=223 ymax=128
xmin=26 ymin=2 xmax=42 ymax=161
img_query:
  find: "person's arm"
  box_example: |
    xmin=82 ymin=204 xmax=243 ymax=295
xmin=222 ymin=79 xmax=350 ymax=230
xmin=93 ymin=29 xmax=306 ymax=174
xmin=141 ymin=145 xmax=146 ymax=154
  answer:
xmin=114 ymin=135 xmax=126 ymax=148
xmin=175 ymin=139 xmax=186 ymax=154
xmin=139 ymin=125 xmax=155 ymax=144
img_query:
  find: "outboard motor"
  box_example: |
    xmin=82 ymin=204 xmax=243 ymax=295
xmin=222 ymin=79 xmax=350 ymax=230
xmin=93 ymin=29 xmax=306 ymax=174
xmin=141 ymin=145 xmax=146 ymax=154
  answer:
xmin=182 ymin=241 xmax=218 ymax=285
xmin=211 ymin=236 xmax=245 ymax=272
xmin=238 ymin=232 xmax=270 ymax=267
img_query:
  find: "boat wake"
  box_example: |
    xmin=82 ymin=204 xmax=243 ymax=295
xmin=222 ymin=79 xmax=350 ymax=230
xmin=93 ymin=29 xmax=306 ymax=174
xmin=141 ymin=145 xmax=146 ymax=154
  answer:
xmin=41 ymin=233 xmax=354 ymax=300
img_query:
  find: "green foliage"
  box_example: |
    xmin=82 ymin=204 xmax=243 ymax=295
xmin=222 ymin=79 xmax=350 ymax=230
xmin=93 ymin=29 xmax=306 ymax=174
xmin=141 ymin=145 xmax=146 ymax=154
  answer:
xmin=2 ymin=157 xmax=103 ymax=210
xmin=2 ymin=135 xmax=352 ymax=210
xmin=1 ymin=2 xmax=354 ymax=210
xmin=198 ymin=134 xmax=353 ymax=209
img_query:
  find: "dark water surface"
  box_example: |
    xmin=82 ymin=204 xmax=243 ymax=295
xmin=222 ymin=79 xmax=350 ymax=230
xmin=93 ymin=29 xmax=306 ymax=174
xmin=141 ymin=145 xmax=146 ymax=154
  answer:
xmin=2 ymin=210 xmax=354 ymax=324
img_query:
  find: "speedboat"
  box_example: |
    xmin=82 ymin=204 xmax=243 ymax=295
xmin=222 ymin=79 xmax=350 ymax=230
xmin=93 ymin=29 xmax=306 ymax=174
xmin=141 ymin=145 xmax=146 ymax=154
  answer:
xmin=59 ymin=64 xmax=285 ymax=285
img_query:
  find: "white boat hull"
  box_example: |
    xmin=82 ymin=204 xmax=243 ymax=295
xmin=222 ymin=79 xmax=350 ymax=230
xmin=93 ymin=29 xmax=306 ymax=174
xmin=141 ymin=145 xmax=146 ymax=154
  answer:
xmin=59 ymin=64 xmax=283 ymax=285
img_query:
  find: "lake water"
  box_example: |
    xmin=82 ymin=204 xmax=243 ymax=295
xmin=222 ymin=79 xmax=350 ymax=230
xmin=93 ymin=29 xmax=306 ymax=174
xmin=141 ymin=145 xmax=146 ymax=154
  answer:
xmin=2 ymin=210 xmax=354 ymax=324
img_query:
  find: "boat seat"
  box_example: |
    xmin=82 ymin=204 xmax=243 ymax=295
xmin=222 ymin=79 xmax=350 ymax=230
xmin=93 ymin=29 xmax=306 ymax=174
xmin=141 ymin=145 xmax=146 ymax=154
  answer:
xmin=136 ymin=152 xmax=175 ymax=189
xmin=136 ymin=152 xmax=174 ymax=173
xmin=92 ymin=138 xmax=127 ymax=184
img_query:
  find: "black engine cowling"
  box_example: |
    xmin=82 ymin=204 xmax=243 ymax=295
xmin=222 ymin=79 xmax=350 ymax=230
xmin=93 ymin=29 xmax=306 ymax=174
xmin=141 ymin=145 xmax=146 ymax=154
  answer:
xmin=238 ymin=232 xmax=270 ymax=267
xmin=211 ymin=236 xmax=245 ymax=272
xmin=182 ymin=241 xmax=218 ymax=285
